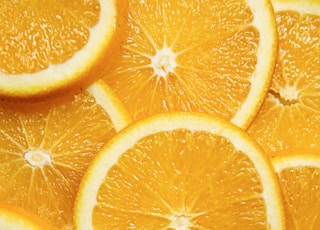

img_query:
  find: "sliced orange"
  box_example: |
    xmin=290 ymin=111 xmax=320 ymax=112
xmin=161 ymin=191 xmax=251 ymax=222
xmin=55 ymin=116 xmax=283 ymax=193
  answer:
xmin=0 ymin=0 xmax=127 ymax=100
xmin=272 ymin=152 xmax=320 ymax=229
xmin=247 ymin=0 xmax=320 ymax=154
xmin=102 ymin=0 xmax=277 ymax=128
xmin=74 ymin=112 xmax=284 ymax=229
xmin=0 ymin=80 xmax=132 ymax=229
xmin=0 ymin=203 xmax=54 ymax=230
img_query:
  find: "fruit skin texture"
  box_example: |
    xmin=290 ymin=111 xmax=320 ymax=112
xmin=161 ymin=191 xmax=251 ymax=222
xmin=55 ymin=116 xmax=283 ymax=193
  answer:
xmin=74 ymin=112 xmax=285 ymax=229
xmin=0 ymin=0 xmax=128 ymax=102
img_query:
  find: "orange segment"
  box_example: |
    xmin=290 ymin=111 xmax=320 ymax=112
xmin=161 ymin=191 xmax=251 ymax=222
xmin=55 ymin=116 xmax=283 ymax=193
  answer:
xmin=75 ymin=112 xmax=284 ymax=229
xmin=0 ymin=0 xmax=127 ymax=100
xmin=272 ymin=152 xmax=320 ymax=229
xmin=0 ymin=203 xmax=54 ymax=230
xmin=247 ymin=0 xmax=320 ymax=154
xmin=0 ymin=80 xmax=131 ymax=229
xmin=102 ymin=0 xmax=277 ymax=128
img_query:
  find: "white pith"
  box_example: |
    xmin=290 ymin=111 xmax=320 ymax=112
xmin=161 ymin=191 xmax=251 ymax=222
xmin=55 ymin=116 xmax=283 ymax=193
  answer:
xmin=168 ymin=215 xmax=190 ymax=229
xmin=150 ymin=45 xmax=177 ymax=78
xmin=279 ymin=85 xmax=299 ymax=102
xmin=24 ymin=149 xmax=52 ymax=167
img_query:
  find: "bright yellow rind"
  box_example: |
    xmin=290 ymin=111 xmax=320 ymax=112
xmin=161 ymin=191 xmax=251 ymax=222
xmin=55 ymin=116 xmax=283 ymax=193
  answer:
xmin=272 ymin=153 xmax=320 ymax=173
xmin=88 ymin=80 xmax=132 ymax=131
xmin=231 ymin=0 xmax=277 ymax=128
xmin=272 ymin=0 xmax=320 ymax=14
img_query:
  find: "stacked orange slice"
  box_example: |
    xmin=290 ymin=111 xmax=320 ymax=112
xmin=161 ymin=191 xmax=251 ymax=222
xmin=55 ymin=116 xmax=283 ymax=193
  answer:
xmin=247 ymin=0 xmax=320 ymax=154
xmin=1 ymin=0 xmax=320 ymax=229
xmin=273 ymin=151 xmax=320 ymax=229
xmin=102 ymin=0 xmax=277 ymax=128
xmin=0 ymin=81 xmax=131 ymax=229
xmin=0 ymin=0 xmax=127 ymax=100
xmin=74 ymin=113 xmax=285 ymax=229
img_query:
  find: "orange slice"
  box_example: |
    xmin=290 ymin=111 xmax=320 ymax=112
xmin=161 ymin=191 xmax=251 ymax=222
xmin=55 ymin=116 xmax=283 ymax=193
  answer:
xmin=74 ymin=112 xmax=284 ymax=229
xmin=247 ymin=0 xmax=320 ymax=154
xmin=0 ymin=203 xmax=54 ymax=230
xmin=102 ymin=0 xmax=277 ymax=128
xmin=0 ymin=0 xmax=127 ymax=100
xmin=272 ymin=152 xmax=320 ymax=229
xmin=0 ymin=80 xmax=131 ymax=229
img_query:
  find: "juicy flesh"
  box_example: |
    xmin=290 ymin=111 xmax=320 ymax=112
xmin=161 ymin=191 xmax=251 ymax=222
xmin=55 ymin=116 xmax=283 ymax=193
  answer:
xmin=248 ymin=11 xmax=320 ymax=153
xmin=278 ymin=166 xmax=320 ymax=229
xmin=0 ymin=0 xmax=100 ymax=74
xmin=93 ymin=130 xmax=267 ymax=229
xmin=103 ymin=0 xmax=259 ymax=121
xmin=0 ymin=92 xmax=116 ymax=229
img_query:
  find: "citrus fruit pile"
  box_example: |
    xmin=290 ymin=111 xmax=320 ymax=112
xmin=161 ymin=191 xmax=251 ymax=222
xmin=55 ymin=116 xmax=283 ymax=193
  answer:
xmin=0 ymin=0 xmax=319 ymax=229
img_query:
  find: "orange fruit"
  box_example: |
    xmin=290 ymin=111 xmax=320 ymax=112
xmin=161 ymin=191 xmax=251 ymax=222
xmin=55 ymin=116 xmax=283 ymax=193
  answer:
xmin=0 ymin=0 xmax=127 ymax=100
xmin=0 ymin=80 xmax=131 ymax=229
xmin=0 ymin=203 xmax=54 ymax=230
xmin=74 ymin=112 xmax=284 ymax=229
xmin=247 ymin=0 xmax=320 ymax=154
xmin=102 ymin=0 xmax=277 ymax=128
xmin=272 ymin=151 xmax=320 ymax=229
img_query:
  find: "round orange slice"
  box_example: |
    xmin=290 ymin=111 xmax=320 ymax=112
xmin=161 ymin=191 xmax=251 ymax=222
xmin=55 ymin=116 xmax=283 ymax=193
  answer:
xmin=0 ymin=80 xmax=131 ymax=229
xmin=102 ymin=0 xmax=277 ymax=128
xmin=272 ymin=151 xmax=320 ymax=229
xmin=75 ymin=112 xmax=284 ymax=229
xmin=0 ymin=0 xmax=127 ymax=100
xmin=247 ymin=0 xmax=320 ymax=154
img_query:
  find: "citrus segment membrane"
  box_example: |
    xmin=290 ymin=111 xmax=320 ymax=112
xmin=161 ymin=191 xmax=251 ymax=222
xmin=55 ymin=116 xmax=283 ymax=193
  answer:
xmin=75 ymin=113 xmax=284 ymax=229
xmin=102 ymin=0 xmax=277 ymax=128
